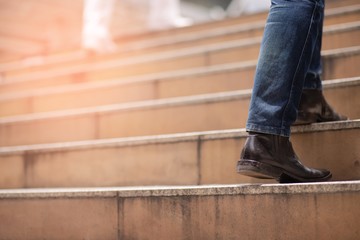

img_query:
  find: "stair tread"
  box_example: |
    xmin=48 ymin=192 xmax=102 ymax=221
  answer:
xmin=3 ymin=36 xmax=360 ymax=84
xmin=1 ymin=119 xmax=359 ymax=155
xmin=1 ymin=180 xmax=360 ymax=198
xmin=0 ymin=77 xmax=358 ymax=123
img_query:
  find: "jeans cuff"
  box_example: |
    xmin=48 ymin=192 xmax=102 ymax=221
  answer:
xmin=246 ymin=123 xmax=291 ymax=137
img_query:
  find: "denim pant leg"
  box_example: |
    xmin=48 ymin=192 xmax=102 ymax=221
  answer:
xmin=246 ymin=0 xmax=325 ymax=137
xmin=303 ymin=0 xmax=324 ymax=90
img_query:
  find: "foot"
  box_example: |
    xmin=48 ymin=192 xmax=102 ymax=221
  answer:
xmin=82 ymin=34 xmax=118 ymax=54
xmin=294 ymin=89 xmax=348 ymax=125
xmin=237 ymin=132 xmax=332 ymax=183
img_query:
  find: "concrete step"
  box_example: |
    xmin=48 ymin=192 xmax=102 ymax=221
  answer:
xmin=0 ymin=45 xmax=359 ymax=117
xmin=0 ymin=1 xmax=358 ymax=74
xmin=118 ymin=19 xmax=360 ymax=61
xmin=0 ymin=26 xmax=359 ymax=95
xmin=3 ymin=16 xmax=360 ymax=82
xmin=0 ymin=61 xmax=257 ymax=117
xmin=0 ymin=77 xmax=359 ymax=146
xmin=0 ymin=120 xmax=359 ymax=188
xmin=0 ymin=181 xmax=359 ymax=239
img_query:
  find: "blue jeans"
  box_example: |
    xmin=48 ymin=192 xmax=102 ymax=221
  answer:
xmin=246 ymin=0 xmax=325 ymax=137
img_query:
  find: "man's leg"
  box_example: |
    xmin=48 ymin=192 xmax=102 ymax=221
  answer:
xmin=82 ymin=0 xmax=118 ymax=54
xmin=295 ymin=3 xmax=347 ymax=124
xmin=237 ymin=0 xmax=331 ymax=183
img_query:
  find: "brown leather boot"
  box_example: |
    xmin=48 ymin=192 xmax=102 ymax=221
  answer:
xmin=294 ymin=89 xmax=348 ymax=125
xmin=237 ymin=132 xmax=332 ymax=183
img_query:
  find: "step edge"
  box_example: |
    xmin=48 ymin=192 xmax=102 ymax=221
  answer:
xmin=324 ymin=21 xmax=360 ymax=33
xmin=120 ymin=20 xmax=360 ymax=54
xmin=325 ymin=4 xmax=360 ymax=16
xmin=0 ymin=68 xmax=358 ymax=102
xmin=0 ymin=180 xmax=359 ymax=199
xmin=1 ymin=36 xmax=263 ymax=84
xmin=124 ymin=4 xmax=360 ymax=52
xmin=0 ymin=61 xmax=257 ymax=100
xmin=0 ymin=119 xmax=359 ymax=155
xmin=1 ymin=77 xmax=359 ymax=123
xmin=322 ymin=45 xmax=360 ymax=57
xmin=4 ymin=38 xmax=360 ymax=84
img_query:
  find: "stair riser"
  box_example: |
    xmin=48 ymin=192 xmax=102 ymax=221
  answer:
xmin=1 ymin=181 xmax=360 ymax=240
xmin=1 ymin=67 xmax=253 ymax=115
xmin=2 ymin=23 xmax=359 ymax=90
xmin=77 ymin=45 xmax=350 ymax=87
xmin=1 ymin=51 xmax=359 ymax=117
xmin=117 ymin=22 xmax=360 ymax=58
xmin=323 ymin=52 xmax=360 ymax=80
xmin=5 ymin=42 xmax=261 ymax=80
xmin=0 ymin=192 xmax=358 ymax=240
xmin=1 ymin=180 xmax=360 ymax=240
xmin=0 ymin=197 xmax=118 ymax=239
xmin=0 ymin=0 xmax=358 ymax=76
xmin=0 ymin=81 xmax=158 ymax=117
xmin=322 ymin=27 xmax=360 ymax=50
xmin=1 ymin=126 xmax=359 ymax=188
xmin=124 ymin=3 xmax=360 ymax=48
xmin=98 ymin=85 xmax=359 ymax=139
xmin=0 ymin=83 xmax=359 ymax=147
xmin=324 ymin=10 xmax=360 ymax=26
xmin=118 ymin=192 xmax=359 ymax=240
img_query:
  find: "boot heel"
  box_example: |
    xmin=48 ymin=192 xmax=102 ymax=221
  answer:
xmin=237 ymin=159 xmax=283 ymax=180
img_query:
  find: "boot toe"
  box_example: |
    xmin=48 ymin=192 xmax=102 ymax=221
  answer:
xmin=282 ymin=168 xmax=332 ymax=183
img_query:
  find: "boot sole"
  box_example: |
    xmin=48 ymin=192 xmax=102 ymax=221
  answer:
xmin=237 ymin=159 xmax=332 ymax=183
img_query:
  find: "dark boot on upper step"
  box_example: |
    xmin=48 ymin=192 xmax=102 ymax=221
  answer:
xmin=237 ymin=132 xmax=332 ymax=183
xmin=294 ymin=89 xmax=348 ymax=125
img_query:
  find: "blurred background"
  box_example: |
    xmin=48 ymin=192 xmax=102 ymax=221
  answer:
xmin=0 ymin=0 xmax=269 ymax=61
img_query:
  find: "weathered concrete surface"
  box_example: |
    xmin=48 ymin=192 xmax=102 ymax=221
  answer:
xmin=0 ymin=120 xmax=359 ymax=188
xmin=0 ymin=77 xmax=359 ymax=147
xmin=0 ymin=181 xmax=359 ymax=240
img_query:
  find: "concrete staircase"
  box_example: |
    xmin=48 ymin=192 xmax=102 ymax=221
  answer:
xmin=0 ymin=0 xmax=359 ymax=239
xmin=1 ymin=181 xmax=359 ymax=239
